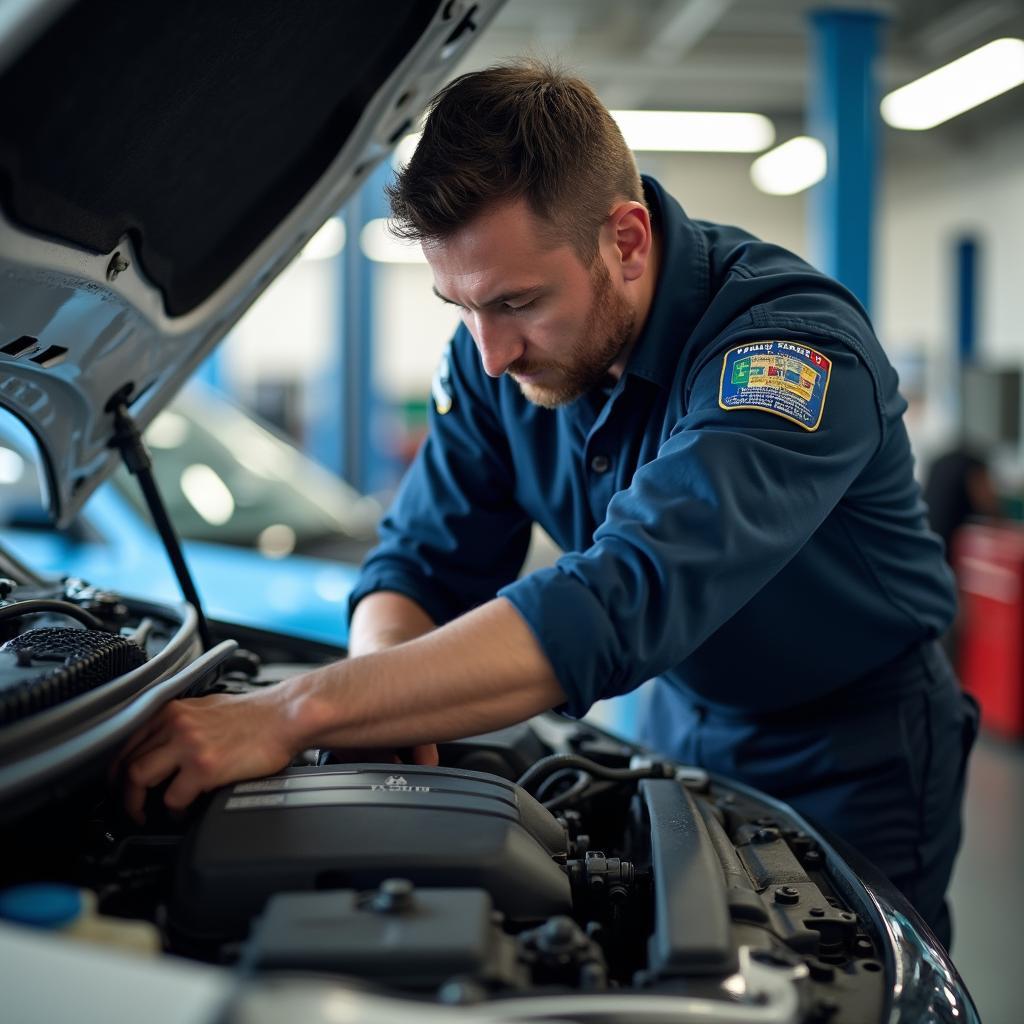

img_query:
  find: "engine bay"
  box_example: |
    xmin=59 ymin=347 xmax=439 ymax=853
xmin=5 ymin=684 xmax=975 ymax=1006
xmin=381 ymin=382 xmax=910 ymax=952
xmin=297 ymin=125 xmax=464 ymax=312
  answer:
xmin=0 ymin=575 xmax=887 ymax=1022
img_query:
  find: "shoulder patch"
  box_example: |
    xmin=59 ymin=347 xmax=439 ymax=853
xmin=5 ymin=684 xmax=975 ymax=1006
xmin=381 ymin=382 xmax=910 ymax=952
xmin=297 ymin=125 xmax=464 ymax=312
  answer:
xmin=718 ymin=341 xmax=832 ymax=432
xmin=431 ymin=349 xmax=453 ymax=415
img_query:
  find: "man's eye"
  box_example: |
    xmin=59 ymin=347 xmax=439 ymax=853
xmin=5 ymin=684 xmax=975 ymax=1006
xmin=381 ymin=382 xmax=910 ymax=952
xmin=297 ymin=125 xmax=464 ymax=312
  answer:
xmin=504 ymin=299 xmax=536 ymax=314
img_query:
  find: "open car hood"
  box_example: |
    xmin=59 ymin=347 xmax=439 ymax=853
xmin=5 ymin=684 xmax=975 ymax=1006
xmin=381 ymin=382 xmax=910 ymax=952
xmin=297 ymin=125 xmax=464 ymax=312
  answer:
xmin=0 ymin=0 xmax=502 ymax=527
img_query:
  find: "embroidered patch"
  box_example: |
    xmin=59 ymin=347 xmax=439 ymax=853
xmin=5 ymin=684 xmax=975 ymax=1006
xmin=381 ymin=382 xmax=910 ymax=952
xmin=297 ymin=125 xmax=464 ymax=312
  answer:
xmin=431 ymin=349 xmax=453 ymax=415
xmin=718 ymin=341 xmax=832 ymax=432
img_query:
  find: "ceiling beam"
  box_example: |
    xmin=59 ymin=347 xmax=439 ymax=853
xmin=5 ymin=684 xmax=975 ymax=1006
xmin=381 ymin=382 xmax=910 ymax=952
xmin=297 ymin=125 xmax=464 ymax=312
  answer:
xmin=644 ymin=0 xmax=735 ymax=64
xmin=912 ymin=0 xmax=1021 ymax=58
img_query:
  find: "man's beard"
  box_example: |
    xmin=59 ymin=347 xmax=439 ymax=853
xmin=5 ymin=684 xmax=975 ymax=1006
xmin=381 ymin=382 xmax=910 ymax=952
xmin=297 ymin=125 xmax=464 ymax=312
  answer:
xmin=507 ymin=259 xmax=636 ymax=409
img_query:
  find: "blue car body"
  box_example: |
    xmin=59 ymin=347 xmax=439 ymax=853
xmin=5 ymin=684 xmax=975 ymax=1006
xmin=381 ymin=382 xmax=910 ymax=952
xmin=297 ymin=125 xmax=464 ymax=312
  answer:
xmin=2 ymin=480 xmax=359 ymax=646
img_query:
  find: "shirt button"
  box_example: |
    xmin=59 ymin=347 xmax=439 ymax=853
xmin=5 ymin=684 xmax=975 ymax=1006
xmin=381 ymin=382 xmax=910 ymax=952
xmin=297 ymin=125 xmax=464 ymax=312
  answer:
xmin=590 ymin=454 xmax=611 ymax=474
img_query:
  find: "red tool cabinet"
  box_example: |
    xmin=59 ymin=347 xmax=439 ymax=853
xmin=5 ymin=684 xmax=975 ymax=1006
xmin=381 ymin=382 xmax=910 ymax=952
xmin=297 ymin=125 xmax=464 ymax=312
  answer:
xmin=954 ymin=523 xmax=1024 ymax=739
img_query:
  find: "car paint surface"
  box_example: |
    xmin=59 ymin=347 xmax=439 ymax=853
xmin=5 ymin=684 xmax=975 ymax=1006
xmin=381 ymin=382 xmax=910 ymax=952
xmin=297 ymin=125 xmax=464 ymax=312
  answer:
xmin=2 ymin=466 xmax=359 ymax=648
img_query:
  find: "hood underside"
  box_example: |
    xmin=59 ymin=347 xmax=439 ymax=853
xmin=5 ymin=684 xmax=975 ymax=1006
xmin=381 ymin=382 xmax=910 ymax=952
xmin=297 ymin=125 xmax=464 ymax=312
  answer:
xmin=0 ymin=0 xmax=501 ymax=526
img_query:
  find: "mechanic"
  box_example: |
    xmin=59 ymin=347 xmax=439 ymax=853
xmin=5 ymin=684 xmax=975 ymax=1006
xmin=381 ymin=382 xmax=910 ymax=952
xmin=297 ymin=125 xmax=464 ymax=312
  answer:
xmin=121 ymin=61 xmax=978 ymax=949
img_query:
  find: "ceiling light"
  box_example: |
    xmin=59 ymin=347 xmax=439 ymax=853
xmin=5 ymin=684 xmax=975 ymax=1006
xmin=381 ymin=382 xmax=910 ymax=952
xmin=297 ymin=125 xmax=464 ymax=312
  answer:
xmin=610 ymin=110 xmax=775 ymax=152
xmin=360 ymin=218 xmax=427 ymax=264
xmin=180 ymin=464 xmax=235 ymax=526
xmin=750 ymin=136 xmax=827 ymax=196
xmin=300 ymin=217 xmax=346 ymax=261
xmin=145 ymin=410 xmax=189 ymax=450
xmin=881 ymin=37 xmax=1024 ymax=130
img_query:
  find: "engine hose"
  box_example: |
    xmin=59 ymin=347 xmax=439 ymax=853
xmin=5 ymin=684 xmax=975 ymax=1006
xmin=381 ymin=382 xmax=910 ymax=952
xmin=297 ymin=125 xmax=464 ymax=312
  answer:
xmin=0 ymin=599 xmax=107 ymax=631
xmin=535 ymin=768 xmax=590 ymax=805
xmin=542 ymin=774 xmax=594 ymax=812
xmin=517 ymin=753 xmax=672 ymax=794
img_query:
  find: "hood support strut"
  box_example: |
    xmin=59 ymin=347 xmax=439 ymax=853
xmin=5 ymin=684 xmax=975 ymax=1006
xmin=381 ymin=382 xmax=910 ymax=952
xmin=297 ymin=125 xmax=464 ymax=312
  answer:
xmin=108 ymin=397 xmax=213 ymax=651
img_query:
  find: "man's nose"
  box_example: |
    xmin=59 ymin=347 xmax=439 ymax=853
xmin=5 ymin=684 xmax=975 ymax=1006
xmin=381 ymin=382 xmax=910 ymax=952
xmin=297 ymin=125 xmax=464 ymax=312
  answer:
xmin=470 ymin=314 xmax=525 ymax=378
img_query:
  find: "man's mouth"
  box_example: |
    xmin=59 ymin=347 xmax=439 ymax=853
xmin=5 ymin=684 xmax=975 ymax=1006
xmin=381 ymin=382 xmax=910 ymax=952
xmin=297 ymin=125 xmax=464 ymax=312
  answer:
xmin=508 ymin=362 xmax=550 ymax=383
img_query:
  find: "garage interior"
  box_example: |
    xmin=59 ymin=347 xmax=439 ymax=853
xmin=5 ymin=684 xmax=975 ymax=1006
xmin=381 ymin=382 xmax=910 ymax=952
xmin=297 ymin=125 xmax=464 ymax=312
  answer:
xmin=1 ymin=1 xmax=1023 ymax=1022
xmin=209 ymin=4 xmax=1024 ymax=1020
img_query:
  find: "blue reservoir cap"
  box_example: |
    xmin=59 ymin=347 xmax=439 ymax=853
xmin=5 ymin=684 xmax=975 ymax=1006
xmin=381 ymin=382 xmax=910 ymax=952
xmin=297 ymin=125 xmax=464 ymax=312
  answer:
xmin=0 ymin=883 xmax=83 ymax=928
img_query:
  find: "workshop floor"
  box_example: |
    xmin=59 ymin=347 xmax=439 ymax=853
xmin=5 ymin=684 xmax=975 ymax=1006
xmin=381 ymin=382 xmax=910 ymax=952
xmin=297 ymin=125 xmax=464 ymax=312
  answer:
xmin=949 ymin=732 xmax=1024 ymax=1024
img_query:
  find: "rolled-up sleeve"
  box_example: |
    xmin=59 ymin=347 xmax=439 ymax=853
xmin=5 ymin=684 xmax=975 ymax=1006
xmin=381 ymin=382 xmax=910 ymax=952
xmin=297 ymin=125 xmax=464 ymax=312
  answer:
xmin=499 ymin=332 xmax=881 ymax=718
xmin=349 ymin=327 xmax=532 ymax=627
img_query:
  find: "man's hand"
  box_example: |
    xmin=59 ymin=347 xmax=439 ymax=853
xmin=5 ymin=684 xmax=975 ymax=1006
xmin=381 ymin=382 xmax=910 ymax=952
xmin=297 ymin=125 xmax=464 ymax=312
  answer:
xmin=116 ymin=597 xmax=566 ymax=821
xmin=117 ymin=689 xmax=300 ymax=824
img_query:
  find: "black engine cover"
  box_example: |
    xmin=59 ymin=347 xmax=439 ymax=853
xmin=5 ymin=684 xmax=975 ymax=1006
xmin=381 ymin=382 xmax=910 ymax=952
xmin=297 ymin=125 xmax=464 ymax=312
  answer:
xmin=173 ymin=763 xmax=571 ymax=938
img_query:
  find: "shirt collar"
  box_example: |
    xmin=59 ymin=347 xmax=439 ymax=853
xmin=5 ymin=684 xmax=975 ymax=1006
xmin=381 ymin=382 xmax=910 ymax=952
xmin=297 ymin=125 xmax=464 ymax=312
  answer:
xmin=621 ymin=175 xmax=710 ymax=388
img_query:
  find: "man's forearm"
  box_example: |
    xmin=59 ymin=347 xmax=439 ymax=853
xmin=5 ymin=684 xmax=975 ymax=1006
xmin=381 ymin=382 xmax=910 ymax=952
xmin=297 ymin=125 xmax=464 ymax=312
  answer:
xmin=285 ymin=597 xmax=566 ymax=751
xmin=119 ymin=596 xmax=567 ymax=819
xmin=348 ymin=590 xmax=437 ymax=655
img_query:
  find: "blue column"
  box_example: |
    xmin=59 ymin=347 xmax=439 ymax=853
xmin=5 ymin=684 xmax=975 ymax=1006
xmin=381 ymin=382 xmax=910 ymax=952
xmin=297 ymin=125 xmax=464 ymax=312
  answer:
xmin=807 ymin=9 xmax=883 ymax=314
xmin=308 ymin=161 xmax=392 ymax=491
xmin=956 ymin=236 xmax=978 ymax=366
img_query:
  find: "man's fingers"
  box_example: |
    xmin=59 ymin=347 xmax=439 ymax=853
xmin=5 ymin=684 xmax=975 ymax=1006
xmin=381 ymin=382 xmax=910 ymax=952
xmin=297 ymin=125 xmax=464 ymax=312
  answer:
xmin=411 ymin=743 xmax=440 ymax=766
xmin=108 ymin=718 xmax=167 ymax=781
xmin=111 ymin=728 xmax=170 ymax=782
xmin=163 ymin=769 xmax=206 ymax=814
xmin=123 ymin=745 xmax=183 ymax=823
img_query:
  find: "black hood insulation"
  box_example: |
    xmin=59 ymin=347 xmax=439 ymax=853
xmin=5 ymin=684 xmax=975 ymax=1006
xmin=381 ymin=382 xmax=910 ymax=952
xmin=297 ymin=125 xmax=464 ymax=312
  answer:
xmin=0 ymin=0 xmax=439 ymax=315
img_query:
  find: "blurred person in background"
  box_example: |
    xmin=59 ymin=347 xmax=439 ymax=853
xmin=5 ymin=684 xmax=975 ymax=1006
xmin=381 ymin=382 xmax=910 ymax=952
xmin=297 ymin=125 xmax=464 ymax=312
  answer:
xmin=923 ymin=446 xmax=1002 ymax=663
xmin=923 ymin=447 xmax=1001 ymax=564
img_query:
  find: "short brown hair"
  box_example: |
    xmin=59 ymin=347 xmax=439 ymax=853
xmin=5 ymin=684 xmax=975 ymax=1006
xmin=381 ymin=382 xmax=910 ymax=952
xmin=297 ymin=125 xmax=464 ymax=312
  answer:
xmin=387 ymin=60 xmax=644 ymax=262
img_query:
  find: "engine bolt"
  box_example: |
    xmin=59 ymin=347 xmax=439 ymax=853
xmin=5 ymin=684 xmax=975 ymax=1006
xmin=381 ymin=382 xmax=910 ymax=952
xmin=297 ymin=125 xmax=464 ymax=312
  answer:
xmin=372 ymin=877 xmax=415 ymax=913
xmin=106 ymin=252 xmax=129 ymax=282
xmin=537 ymin=916 xmax=578 ymax=953
xmin=774 ymin=885 xmax=799 ymax=905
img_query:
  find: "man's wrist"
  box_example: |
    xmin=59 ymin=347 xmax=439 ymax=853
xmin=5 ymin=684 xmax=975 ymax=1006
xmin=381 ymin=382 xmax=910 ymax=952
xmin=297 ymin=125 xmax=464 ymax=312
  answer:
xmin=274 ymin=664 xmax=347 ymax=752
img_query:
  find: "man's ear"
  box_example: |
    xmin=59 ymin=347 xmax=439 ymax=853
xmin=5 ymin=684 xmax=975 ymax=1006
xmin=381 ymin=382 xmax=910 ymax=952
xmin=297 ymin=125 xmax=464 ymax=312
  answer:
xmin=607 ymin=202 xmax=653 ymax=283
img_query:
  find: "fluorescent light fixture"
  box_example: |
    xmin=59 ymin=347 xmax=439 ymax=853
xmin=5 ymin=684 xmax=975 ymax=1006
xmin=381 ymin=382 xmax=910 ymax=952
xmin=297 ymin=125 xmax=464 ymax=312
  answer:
xmin=180 ymin=464 xmax=235 ymax=526
xmin=881 ymin=37 xmax=1024 ymax=130
xmin=146 ymin=410 xmax=189 ymax=450
xmin=360 ymin=218 xmax=427 ymax=264
xmin=611 ymin=110 xmax=775 ymax=152
xmin=750 ymin=136 xmax=827 ymax=196
xmin=300 ymin=217 xmax=346 ymax=261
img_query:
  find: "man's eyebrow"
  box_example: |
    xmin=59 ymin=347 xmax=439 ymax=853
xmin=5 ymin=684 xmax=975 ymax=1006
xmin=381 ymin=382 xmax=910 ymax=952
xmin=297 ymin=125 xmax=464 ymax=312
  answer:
xmin=431 ymin=285 xmax=544 ymax=308
xmin=432 ymin=286 xmax=459 ymax=305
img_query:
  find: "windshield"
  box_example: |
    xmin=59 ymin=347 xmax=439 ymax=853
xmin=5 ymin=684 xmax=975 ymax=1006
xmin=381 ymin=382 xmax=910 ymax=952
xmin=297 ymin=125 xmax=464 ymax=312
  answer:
xmin=0 ymin=387 xmax=380 ymax=561
xmin=111 ymin=385 xmax=380 ymax=556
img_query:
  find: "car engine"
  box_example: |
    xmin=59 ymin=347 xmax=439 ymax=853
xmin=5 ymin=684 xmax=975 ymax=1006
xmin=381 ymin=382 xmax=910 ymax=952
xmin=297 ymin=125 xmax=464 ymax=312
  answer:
xmin=0 ymin=573 xmax=892 ymax=1023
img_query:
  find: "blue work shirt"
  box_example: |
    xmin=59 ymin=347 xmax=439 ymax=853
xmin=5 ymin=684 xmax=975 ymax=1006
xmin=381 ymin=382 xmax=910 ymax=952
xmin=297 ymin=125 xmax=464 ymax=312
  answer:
xmin=350 ymin=176 xmax=956 ymax=723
